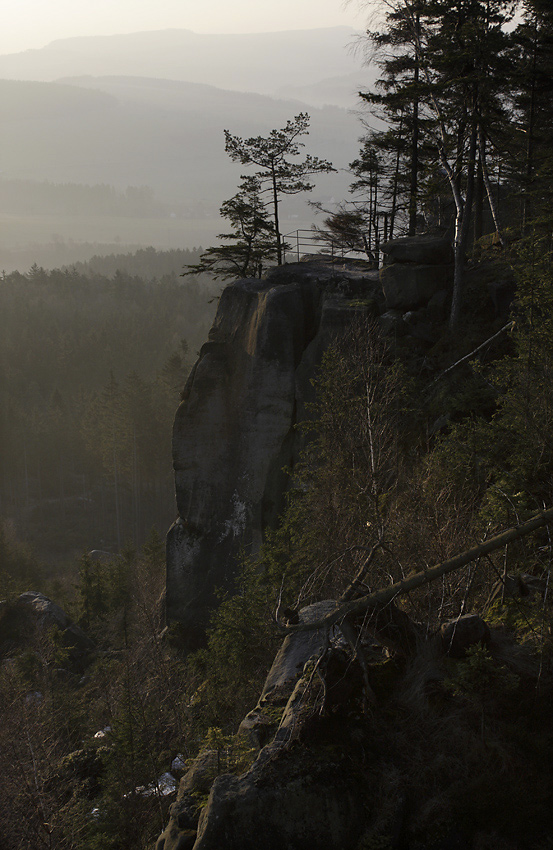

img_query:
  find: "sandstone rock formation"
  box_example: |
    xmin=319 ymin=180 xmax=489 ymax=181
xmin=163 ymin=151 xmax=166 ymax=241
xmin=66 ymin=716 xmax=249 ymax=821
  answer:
xmin=166 ymin=247 xmax=455 ymax=646
xmin=380 ymin=235 xmax=454 ymax=312
xmin=156 ymin=601 xmax=367 ymax=850
xmin=156 ymin=594 xmax=537 ymax=850
xmin=381 ymin=234 xmax=453 ymax=266
xmin=166 ymin=260 xmax=381 ymax=645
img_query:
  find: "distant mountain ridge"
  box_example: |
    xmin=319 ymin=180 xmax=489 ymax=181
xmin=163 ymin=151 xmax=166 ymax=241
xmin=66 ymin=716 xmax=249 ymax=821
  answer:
xmin=0 ymin=27 xmax=375 ymax=107
xmin=0 ymin=28 xmax=373 ymax=265
xmin=0 ymin=75 xmax=358 ymax=202
xmin=0 ymin=73 xmax=360 ymax=264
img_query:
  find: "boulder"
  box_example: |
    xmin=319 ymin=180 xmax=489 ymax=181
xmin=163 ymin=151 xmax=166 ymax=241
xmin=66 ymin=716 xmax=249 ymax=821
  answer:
xmin=190 ymin=656 xmax=365 ymax=850
xmin=157 ymin=599 xmax=370 ymax=850
xmin=426 ymin=288 xmax=449 ymax=321
xmin=157 ymin=751 xmax=218 ymax=850
xmin=193 ymin=755 xmax=364 ymax=850
xmin=379 ymin=309 xmax=407 ymax=337
xmin=381 ymin=263 xmax=453 ymax=311
xmin=440 ymin=614 xmax=490 ymax=659
xmin=261 ymin=600 xmax=337 ymax=697
xmin=87 ymin=549 xmax=118 ymax=562
xmin=381 ymin=235 xmax=454 ymax=265
xmin=403 ymin=310 xmax=435 ymax=343
xmin=0 ymin=591 xmax=94 ymax=667
xmin=239 ymin=600 xmax=338 ymax=746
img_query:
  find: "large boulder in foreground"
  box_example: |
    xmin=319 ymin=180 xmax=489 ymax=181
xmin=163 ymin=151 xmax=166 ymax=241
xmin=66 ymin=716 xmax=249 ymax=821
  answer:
xmin=157 ymin=600 xmax=367 ymax=850
xmin=156 ymin=594 xmax=552 ymax=850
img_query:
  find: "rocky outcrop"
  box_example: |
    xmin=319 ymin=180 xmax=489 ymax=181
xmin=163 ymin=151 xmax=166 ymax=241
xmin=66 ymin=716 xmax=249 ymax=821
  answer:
xmin=166 ymin=243 xmax=464 ymax=645
xmin=0 ymin=591 xmax=94 ymax=668
xmin=166 ymin=261 xmax=381 ymax=645
xmin=381 ymin=235 xmax=453 ymax=266
xmin=380 ymin=262 xmax=453 ymax=311
xmin=156 ymin=581 xmax=553 ymax=850
xmin=166 ymin=250 xmax=461 ymax=645
xmin=238 ymin=600 xmax=339 ymax=746
xmin=192 ymin=749 xmax=364 ymax=850
xmin=156 ymin=601 xmax=368 ymax=850
xmin=380 ymin=235 xmax=454 ymax=312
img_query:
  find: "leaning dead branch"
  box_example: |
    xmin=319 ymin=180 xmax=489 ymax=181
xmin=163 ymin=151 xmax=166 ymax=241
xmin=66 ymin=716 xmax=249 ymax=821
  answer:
xmin=279 ymin=507 xmax=553 ymax=635
xmin=427 ymin=320 xmax=514 ymax=390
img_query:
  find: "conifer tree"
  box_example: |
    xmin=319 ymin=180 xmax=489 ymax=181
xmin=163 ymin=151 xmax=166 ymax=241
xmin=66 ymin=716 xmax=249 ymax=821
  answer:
xmin=359 ymin=0 xmax=514 ymax=329
xmin=509 ymin=0 xmax=553 ymax=232
xmin=360 ymin=0 xmax=427 ymax=236
xmin=224 ymin=113 xmax=335 ymax=264
xmin=184 ymin=176 xmax=277 ymax=280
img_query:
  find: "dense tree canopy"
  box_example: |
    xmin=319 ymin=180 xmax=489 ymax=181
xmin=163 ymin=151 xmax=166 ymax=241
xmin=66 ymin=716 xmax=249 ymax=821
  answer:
xmin=341 ymin=0 xmax=553 ymax=327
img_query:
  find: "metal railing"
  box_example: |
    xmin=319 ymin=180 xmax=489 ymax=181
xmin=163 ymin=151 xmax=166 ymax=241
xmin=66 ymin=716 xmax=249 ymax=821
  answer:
xmin=282 ymin=229 xmax=355 ymax=264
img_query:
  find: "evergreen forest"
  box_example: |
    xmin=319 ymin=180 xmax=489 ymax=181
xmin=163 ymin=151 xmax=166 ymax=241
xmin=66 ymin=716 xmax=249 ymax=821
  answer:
xmin=0 ymin=248 xmax=218 ymax=572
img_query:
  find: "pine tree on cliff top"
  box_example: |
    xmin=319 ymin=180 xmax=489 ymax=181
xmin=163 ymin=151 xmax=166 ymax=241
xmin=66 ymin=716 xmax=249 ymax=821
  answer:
xmin=224 ymin=113 xmax=335 ymax=265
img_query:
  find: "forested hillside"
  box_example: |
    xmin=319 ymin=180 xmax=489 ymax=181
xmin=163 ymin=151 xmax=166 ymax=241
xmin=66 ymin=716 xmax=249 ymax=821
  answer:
xmin=0 ymin=249 xmax=218 ymax=568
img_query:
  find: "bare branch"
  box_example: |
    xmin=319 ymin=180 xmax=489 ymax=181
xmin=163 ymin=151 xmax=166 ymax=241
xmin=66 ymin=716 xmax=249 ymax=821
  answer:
xmin=427 ymin=321 xmax=515 ymax=389
xmin=280 ymin=507 xmax=553 ymax=635
xmin=339 ymin=539 xmax=384 ymax=603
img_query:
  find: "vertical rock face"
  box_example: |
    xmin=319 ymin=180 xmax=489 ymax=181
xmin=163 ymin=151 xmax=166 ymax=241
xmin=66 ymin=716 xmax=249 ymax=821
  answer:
xmin=166 ymin=262 xmax=381 ymax=645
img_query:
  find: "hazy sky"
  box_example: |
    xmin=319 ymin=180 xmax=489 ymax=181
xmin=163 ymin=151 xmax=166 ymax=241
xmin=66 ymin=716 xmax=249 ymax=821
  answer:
xmin=3 ymin=0 xmax=366 ymax=55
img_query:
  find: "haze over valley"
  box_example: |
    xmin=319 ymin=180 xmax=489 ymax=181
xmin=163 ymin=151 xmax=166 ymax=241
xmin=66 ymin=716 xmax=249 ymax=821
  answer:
xmin=0 ymin=27 xmax=373 ymax=271
xmin=0 ymin=17 xmax=374 ymax=560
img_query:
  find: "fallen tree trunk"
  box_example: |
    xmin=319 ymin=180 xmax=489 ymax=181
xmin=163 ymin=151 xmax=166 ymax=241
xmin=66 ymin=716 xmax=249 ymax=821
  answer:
xmin=281 ymin=507 xmax=553 ymax=635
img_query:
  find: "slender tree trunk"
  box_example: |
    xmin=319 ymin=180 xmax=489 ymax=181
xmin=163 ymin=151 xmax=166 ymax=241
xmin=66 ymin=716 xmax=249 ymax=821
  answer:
xmin=271 ymin=164 xmax=282 ymax=264
xmin=449 ymin=117 xmax=478 ymax=331
xmin=408 ymin=19 xmax=420 ymax=236
xmin=372 ymin=169 xmax=380 ymax=255
xmin=389 ymin=117 xmax=404 ymax=240
xmin=478 ymin=125 xmax=507 ymax=248
xmin=473 ymin=152 xmax=484 ymax=245
xmin=450 ymin=215 xmax=466 ymax=332
xmin=523 ymin=17 xmax=538 ymax=234
xmin=460 ymin=121 xmax=478 ymax=250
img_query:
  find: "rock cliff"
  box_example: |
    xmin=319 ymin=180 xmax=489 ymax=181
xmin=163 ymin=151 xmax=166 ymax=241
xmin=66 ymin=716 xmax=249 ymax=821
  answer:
xmin=166 ymin=241 xmax=457 ymax=645
xmin=166 ymin=259 xmax=383 ymax=644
